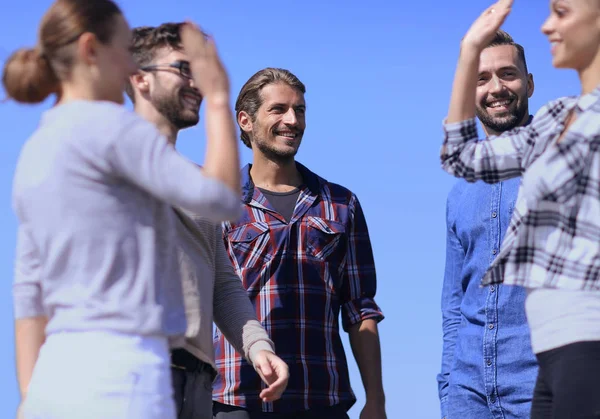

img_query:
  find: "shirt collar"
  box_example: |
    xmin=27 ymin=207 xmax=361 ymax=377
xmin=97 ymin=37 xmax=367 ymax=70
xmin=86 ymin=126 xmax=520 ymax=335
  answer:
xmin=241 ymin=161 xmax=322 ymax=203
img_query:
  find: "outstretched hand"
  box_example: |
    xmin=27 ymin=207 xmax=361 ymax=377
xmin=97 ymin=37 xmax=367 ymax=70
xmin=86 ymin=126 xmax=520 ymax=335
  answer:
xmin=462 ymin=0 xmax=514 ymax=51
xmin=179 ymin=21 xmax=230 ymax=102
xmin=252 ymin=350 xmax=290 ymax=402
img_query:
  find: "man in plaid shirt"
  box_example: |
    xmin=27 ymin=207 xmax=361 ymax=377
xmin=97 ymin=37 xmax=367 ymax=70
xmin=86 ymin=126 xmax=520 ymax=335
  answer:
xmin=212 ymin=68 xmax=386 ymax=419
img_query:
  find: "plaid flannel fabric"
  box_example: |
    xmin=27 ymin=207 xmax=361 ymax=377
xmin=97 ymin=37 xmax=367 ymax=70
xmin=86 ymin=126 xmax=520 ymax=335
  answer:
xmin=441 ymin=86 xmax=600 ymax=289
xmin=212 ymin=162 xmax=384 ymax=413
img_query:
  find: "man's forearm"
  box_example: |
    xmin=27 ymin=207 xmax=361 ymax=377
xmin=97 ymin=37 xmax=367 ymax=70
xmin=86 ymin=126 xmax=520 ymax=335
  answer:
xmin=446 ymin=44 xmax=481 ymax=125
xmin=348 ymin=318 xmax=385 ymax=403
xmin=15 ymin=316 xmax=47 ymax=398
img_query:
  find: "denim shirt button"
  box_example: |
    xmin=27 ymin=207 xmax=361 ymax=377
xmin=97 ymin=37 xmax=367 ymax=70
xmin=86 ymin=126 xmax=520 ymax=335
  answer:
xmin=492 ymin=249 xmax=497 ymax=255
xmin=490 ymin=285 xmax=495 ymax=292
xmin=486 ymin=359 xmax=492 ymax=366
xmin=492 ymin=211 xmax=497 ymax=218
xmin=488 ymin=323 xmax=495 ymax=329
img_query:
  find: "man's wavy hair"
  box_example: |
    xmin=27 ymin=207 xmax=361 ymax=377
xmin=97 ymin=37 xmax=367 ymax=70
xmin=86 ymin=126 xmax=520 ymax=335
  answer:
xmin=235 ymin=68 xmax=306 ymax=148
xmin=125 ymin=22 xmax=184 ymax=102
xmin=486 ymin=29 xmax=529 ymax=74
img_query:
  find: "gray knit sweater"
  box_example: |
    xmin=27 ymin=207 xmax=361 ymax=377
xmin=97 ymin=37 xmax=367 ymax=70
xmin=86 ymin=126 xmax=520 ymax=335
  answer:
xmin=173 ymin=208 xmax=274 ymax=368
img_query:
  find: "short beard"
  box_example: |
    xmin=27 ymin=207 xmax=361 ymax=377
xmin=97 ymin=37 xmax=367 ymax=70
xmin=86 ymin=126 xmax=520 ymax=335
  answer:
xmin=254 ymin=138 xmax=298 ymax=164
xmin=251 ymin=126 xmax=299 ymax=164
xmin=151 ymin=85 xmax=199 ymax=130
xmin=477 ymin=97 xmax=528 ymax=133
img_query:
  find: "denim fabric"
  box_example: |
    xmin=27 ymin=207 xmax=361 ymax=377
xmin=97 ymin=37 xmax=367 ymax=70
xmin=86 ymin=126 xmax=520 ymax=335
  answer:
xmin=438 ymin=178 xmax=538 ymax=419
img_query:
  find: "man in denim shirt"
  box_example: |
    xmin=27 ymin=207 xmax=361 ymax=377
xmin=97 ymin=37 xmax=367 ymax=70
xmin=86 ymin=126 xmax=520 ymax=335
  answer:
xmin=437 ymin=30 xmax=538 ymax=419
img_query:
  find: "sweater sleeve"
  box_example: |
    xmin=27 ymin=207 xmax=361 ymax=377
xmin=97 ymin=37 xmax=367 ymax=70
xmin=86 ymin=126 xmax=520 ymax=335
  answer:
xmin=13 ymin=224 xmax=44 ymax=319
xmin=108 ymin=113 xmax=241 ymax=223
xmin=212 ymin=224 xmax=274 ymax=365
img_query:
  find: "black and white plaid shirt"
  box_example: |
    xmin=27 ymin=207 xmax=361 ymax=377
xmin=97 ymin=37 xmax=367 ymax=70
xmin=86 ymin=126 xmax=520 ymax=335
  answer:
xmin=441 ymin=85 xmax=600 ymax=290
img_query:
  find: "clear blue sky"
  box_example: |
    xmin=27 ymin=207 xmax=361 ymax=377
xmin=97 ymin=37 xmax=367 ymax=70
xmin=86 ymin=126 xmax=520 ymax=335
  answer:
xmin=0 ymin=1 xmax=582 ymax=418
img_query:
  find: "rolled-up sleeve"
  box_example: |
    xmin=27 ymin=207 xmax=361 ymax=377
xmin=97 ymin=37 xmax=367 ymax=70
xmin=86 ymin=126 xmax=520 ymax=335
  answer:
xmin=340 ymin=195 xmax=384 ymax=332
xmin=440 ymin=117 xmax=526 ymax=184
xmin=13 ymin=225 xmax=44 ymax=319
xmin=440 ymin=98 xmax=572 ymax=184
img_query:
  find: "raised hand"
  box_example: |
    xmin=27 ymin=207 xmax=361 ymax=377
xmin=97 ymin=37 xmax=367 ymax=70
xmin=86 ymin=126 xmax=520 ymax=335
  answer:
xmin=179 ymin=21 xmax=230 ymax=103
xmin=462 ymin=0 xmax=514 ymax=51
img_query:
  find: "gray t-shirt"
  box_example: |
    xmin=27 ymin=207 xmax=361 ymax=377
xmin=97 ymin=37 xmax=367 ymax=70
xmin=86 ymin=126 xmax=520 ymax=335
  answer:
xmin=12 ymin=100 xmax=240 ymax=337
xmin=258 ymin=187 xmax=301 ymax=222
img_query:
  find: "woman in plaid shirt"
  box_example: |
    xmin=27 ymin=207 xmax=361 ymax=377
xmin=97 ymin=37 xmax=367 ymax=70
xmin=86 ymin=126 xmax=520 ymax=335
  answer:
xmin=441 ymin=0 xmax=600 ymax=417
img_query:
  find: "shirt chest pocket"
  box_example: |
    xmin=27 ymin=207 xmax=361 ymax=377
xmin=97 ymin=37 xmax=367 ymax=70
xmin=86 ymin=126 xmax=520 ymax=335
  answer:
xmin=227 ymin=221 xmax=272 ymax=270
xmin=305 ymin=216 xmax=347 ymax=263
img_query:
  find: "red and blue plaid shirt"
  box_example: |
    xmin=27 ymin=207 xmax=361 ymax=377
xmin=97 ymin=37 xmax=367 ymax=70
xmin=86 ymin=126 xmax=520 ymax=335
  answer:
xmin=212 ymin=162 xmax=384 ymax=413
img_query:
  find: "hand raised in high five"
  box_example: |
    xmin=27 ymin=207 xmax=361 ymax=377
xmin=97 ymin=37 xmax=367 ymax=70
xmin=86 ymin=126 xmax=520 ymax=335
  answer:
xmin=179 ymin=21 xmax=240 ymax=196
xmin=445 ymin=0 xmax=514 ymax=125
xmin=462 ymin=0 xmax=514 ymax=51
xmin=179 ymin=21 xmax=230 ymax=104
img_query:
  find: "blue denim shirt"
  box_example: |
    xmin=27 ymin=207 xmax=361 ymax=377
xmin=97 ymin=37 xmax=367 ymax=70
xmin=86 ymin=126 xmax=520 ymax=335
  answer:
xmin=437 ymin=177 xmax=538 ymax=419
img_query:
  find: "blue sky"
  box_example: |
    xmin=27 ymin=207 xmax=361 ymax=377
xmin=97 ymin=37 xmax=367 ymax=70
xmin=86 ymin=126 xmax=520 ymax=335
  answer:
xmin=0 ymin=1 xmax=582 ymax=418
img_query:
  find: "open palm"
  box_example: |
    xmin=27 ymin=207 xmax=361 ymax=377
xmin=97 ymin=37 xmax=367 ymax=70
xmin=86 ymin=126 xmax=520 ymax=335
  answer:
xmin=179 ymin=21 xmax=230 ymax=99
xmin=463 ymin=0 xmax=514 ymax=50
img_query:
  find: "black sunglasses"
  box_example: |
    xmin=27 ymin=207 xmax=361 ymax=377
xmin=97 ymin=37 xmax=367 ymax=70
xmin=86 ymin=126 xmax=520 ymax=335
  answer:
xmin=140 ymin=60 xmax=192 ymax=79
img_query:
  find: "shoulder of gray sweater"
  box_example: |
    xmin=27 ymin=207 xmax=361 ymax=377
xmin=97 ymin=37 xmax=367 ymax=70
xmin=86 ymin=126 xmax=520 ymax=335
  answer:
xmin=173 ymin=207 xmax=218 ymax=259
xmin=174 ymin=208 xmax=217 ymax=238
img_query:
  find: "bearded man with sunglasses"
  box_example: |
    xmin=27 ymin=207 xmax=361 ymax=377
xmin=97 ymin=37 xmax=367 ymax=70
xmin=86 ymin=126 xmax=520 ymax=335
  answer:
xmin=125 ymin=23 xmax=290 ymax=419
